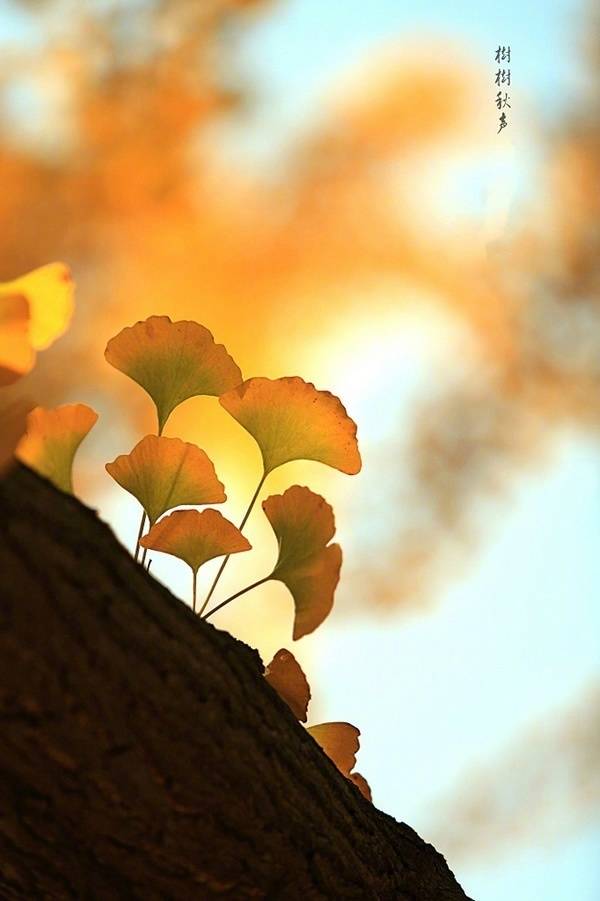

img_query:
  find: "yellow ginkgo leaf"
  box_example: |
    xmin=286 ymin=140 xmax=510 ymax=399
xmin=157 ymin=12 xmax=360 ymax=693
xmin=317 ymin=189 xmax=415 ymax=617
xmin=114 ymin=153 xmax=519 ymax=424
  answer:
xmin=0 ymin=294 xmax=33 ymax=385
xmin=307 ymin=722 xmax=360 ymax=778
xmin=140 ymin=509 xmax=251 ymax=612
xmin=141 ymin=508 xmax=251 ymax=573
xmin=0 ymin=262 xmax=74 ymax=350
xmin=264 ymin=648 xmax=311 ymax=722
xmin=16 ymin=403 xmax=98 ymax=494
xmin=105 ymin=316 xmax=242 ymax=433
xmin=106 ymin=435 xmax=226 ymax=526
xmin=219 ymin=376 xmax=362 ymax=477
xmin=262 ymin=485 xmax=342 ymax=640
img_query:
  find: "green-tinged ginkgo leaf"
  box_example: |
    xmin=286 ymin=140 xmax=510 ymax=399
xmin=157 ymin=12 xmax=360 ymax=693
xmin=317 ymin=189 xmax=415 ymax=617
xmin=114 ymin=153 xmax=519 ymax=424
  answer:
xmin=307 ymin=722 xmax=360 ymax=778
xmin=106 ymin=434 xmax=226 ymax=525
xmin=264 ymin=648 xmax=311 ymax=722
xmin=0 ymin=294 xmax=32 ymax=386
xmin=0 ymin=262 xmax=74 ymax=350
xmin=16 ymin=403 xmax=98 ymax=493
xmin=219 ymin=376 xmax=361 ymax=476
xmin=262 ymin=485 xmax=342 ymax=640
xmin=140 ymin=508 xmax=251 ymax=574
xmin=105 ymin=316 xmax=242 ymax=433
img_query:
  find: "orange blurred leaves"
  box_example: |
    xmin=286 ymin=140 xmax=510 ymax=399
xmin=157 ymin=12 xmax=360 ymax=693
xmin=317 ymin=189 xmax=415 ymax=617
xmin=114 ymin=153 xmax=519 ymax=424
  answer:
xmin=105 ymin=316 xmax=242 ymax=433
xmin=0 ymin=262 xmax=74 ymax=384
xmin=16 ymin=403 xmax=98 ymax=494
xmin=219 ymin=377 xmax=361 ymax=477
xmin=263 ymin=486 xmax=342 ymax=640
xmin=106 ymin=434 xmax=226 ymax=525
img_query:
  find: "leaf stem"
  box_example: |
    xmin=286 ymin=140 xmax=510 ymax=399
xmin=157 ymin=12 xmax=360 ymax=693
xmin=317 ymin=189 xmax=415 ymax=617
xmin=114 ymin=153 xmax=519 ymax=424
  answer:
xmin=202 ymin=576 xmax=269 ymax=621
xmin=192 ymin=569 xmax=198 ymax=614
xmin=134 ymin=511 xmax=146 ymax=562
xmin=197 ymin=472 xmax=266 ymax=616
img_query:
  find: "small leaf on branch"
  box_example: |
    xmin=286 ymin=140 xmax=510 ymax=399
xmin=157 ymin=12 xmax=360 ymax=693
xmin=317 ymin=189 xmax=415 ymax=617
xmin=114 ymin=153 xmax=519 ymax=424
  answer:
xmin=106 ymin=435 xmax=226 ymax=525
xmin=262 ymin=485 xmax=342 ymax=639
xmin=16 ymin=403 xmax=98 ymax=494
xmin=219 ymin=376 xmax=361 ymax=476
xmin=349 ymin=772 xmax=373 ymax=802
xmin=105 ymin=316 xmax=242 ymax=432
xmin=264 ymin=648 xmax=311 ymax=722
xmin=307 ymin=722 xmax=360 ymax=777
xmin=140 ymin=508 xmax=251 ymax=574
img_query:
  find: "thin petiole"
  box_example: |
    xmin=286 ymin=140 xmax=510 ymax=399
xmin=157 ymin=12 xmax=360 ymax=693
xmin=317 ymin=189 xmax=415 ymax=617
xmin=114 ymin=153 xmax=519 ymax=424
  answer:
xmin=134 ymin=510 xmax=147 ymax=562
xmin=202 ymin=576 xmax=269 ymax=622
xmin=198 ymin=472 xmax=266 ymax=616
xmin=192 ymin=570 xmax=198 ymax=614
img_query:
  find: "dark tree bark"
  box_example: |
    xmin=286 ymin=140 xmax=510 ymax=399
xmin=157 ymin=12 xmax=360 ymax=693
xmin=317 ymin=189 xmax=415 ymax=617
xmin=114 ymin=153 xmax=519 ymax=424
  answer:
xmin=0 ymin=464 xmax=473 ymax=900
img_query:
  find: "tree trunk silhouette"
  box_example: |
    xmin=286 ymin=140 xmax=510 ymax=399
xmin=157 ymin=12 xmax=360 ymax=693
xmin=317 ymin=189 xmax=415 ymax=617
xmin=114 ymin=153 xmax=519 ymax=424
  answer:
xmin=0 ymin=464 xmax=473 ymax=900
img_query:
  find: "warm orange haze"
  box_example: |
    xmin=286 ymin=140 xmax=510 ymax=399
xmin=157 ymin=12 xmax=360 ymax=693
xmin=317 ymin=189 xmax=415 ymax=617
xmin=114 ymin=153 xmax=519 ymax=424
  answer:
xmin=0 ymin=0 xmax=598 ymax=897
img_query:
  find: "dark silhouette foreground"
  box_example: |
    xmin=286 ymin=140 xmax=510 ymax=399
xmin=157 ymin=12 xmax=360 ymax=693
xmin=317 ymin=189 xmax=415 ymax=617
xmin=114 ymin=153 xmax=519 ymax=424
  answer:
xmin=0 ymin=464 xmax=473 ymax=900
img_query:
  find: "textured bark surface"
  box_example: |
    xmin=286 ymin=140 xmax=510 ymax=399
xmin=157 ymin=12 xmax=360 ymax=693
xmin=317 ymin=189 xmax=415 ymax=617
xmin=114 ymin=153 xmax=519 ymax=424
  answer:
xmin=0 ymin=464 xmax=473 ymax=900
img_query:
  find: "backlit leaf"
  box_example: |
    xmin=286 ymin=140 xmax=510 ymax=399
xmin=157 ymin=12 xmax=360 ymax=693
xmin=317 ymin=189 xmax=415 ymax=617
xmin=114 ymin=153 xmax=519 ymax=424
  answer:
xmin=219 ymin=376 xmax=361 ymax=476
xmin=140 ymin=508 xmax=251 ymax=573
xmin=105 ymin=316 xmax=242 ymax=432
xmin=0 ymin=262 xmax=74 ymax=350
xmin=307 ymin=722 xmax=360 ymax=778
xmin=106 ymin=434 xmax=226 ymax=525
xmin=0 ymin=294 xmax=33 ymax=385
xmin=16 ymin=403 xmax=98 ymax=493
xmin=264 ymin=648 xmax=311 ymax=722
xmin=262 ymin=485 xmax=342 ymax=639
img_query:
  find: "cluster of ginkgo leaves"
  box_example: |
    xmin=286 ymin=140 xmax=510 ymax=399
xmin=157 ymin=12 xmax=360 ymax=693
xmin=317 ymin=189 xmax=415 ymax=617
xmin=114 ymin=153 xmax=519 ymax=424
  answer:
xmin=3 ymin=275 xmax=371 ymax=799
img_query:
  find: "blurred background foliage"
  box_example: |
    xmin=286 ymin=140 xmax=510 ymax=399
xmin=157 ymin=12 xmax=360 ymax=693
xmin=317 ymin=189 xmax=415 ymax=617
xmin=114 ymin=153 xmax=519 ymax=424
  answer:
xmin=1 ymin=1 xmax=598 ymax=898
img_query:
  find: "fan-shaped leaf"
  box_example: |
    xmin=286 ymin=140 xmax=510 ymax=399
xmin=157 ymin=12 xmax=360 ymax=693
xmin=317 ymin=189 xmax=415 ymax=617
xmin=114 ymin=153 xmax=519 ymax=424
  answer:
xmin=262 ymin=485 xmax=342 ymax=639
xmin=264 ymin=648 xmax=311 ymax=722
xmin=0 ymin=294 xmax=32 ymax=385
xmin=16 ymin=403 xmax=98 ymax=493
xmin=219 ymin=376 xmax=361 ymax=476
xmin=0 ymin=262 xmax=74 ymax=350
xmin=106 ymin=435 xmax=226 ymax=525
xmin=105 ymin=316 xmax=242 ymax=432
xmin=140 ymin=508 xmax=251 ymax=573
xmin=307 ymin=722 xmax=360 ymax=777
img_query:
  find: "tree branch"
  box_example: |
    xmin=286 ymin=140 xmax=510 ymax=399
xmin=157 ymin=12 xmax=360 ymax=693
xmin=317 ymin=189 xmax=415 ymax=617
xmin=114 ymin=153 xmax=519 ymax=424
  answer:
xmin=0 ymin=464 xmax=473 ymax=900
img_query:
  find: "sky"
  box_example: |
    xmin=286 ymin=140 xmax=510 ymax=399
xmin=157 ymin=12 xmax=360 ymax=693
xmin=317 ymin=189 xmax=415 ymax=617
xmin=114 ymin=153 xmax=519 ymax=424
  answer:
xmin=228 ymin=3 xmax=600 ymax=899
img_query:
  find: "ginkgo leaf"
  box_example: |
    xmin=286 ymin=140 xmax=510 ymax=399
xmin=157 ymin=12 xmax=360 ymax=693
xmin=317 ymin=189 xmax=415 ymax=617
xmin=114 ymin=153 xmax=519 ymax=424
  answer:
xmin=349 ymin=772 xmax=372 ymax=802
xmin=262 ymin=486 xmax=342 ymax=640
xmin=105 ymin=316 xmax=242 ymax=433
xmin=264 ymin=648 xmax=311 ymax=722
xmin=0 ymin=262 xmax=74 ymax=350
xmin=106 ymin=434 xmax=226 ymax=525
xmin=219 ymin=376 xmax=361 ymax=476
xmin=16 ymin=403 xmax=98 ymax=493
xmin=0 ymin=294 xmax=33 ymax=385
xmin=307 ymin=722 xmax=360 ymax=778
xmin=140 ymin=508 xmax=251 ymax=574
